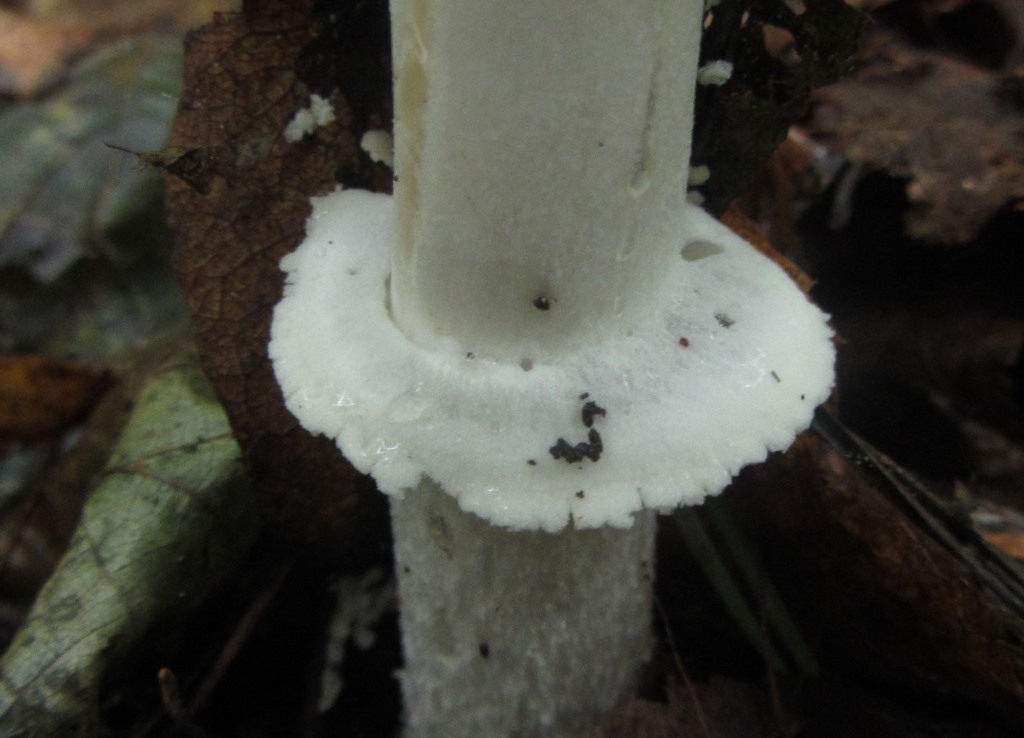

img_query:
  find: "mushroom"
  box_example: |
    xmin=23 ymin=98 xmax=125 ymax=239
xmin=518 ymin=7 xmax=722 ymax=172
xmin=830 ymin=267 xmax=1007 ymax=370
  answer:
xmin=269 ymin=1 xmax=834 ymax=736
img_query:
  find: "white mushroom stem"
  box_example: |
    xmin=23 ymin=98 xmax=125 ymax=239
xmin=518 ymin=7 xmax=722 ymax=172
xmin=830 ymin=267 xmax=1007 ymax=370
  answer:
xmin=391 ymin=481 xmax=655 ymax=738
xmin=386 ymin=2 xmax=699 ymax=734
xmin=390 ymin=0 xmax=703 ymax=362
xmin=271 ymin=0 xmax=836 ymax=734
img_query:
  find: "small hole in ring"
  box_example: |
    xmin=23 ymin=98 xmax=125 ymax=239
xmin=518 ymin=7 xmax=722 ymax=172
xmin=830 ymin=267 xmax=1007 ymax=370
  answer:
xmin=519 ymin=358 xmax=534 ymax=371
xmin=681 ymin=240 xmax=725 ymax=261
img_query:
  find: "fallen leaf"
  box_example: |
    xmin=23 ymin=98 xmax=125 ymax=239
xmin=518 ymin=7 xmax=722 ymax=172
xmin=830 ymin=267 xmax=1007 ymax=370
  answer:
xmin=165 ymin=0 xmax=391 ymax=554
xmin=0 ymin=353 xmax=260 ymax=737
xmin=0 ymin=35 xmax=183 ymax=282
xmin=734 ymin=128 xmax=839 ymax=253
xmin=0 ymin=339 xmax=196 ymax=647
xmin=808 ymin=25 xmax=1024 ymax=243
xmin=0 ymin=355 xmax=110 ymax=438
xmin=727 ymin=424 xmax=1024 ymax=726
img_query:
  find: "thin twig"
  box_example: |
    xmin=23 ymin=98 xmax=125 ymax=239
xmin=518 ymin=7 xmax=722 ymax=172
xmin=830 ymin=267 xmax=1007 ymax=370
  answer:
xmin=187 ymin=558 xmax=295 ymax=714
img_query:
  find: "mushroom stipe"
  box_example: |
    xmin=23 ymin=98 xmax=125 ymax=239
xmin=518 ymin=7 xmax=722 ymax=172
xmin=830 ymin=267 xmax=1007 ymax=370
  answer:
xmin=269 ymin=1 xmax=834 ymax=735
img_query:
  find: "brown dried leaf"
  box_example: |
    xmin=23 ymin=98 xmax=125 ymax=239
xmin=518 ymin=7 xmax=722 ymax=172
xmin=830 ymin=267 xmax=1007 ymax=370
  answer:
xmin=0 ymin=355 xmax=110 ymax=438
xmin=164 ymin=0 xmax=392 ymax=553
xmin=729 ymin=429 xmax=1024 ymax=725
xmin=809 ymin=26 xmax=1024 ymax=243
xmin=735 ymin=129 xmax=836 ymax=254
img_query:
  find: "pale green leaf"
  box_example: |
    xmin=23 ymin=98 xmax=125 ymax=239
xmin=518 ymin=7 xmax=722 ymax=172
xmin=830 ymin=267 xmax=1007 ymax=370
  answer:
xmin=0 ymin=356 xmax=260 ymax=737
xmin=0 ymin=35 xmax=183 ymax=282
xmin=0 ymin=35 xmax=189 ymax=359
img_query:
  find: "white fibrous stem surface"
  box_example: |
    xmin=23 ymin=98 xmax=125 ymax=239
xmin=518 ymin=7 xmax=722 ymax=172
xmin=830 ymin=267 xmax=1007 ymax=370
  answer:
xmin=390 ymin=480 xmax=655 ymax=738
xmin=390 ymin=0 xmax=701 ymax=362
xmin=270 ymin=0 xmax=836 ymax=735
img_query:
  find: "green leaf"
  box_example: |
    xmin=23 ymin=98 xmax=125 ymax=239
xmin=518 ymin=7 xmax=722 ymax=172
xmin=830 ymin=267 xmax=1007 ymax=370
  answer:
xmin=0 ymin=355 xmax=260 ymax=737
xmin=0 ymin=35 xmax=189 ymax=359
xmin=0 ymin=35 xmax=183 ymax=282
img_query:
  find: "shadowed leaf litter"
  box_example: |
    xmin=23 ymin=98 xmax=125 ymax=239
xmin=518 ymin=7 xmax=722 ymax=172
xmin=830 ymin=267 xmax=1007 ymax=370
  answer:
xmin=0 ymin=355 xmax=259 ymax=736
xmin=808 ymin=25 xmax=1024 ymax=243
xmin=0 ymin=35 xmax=188 ymax=359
